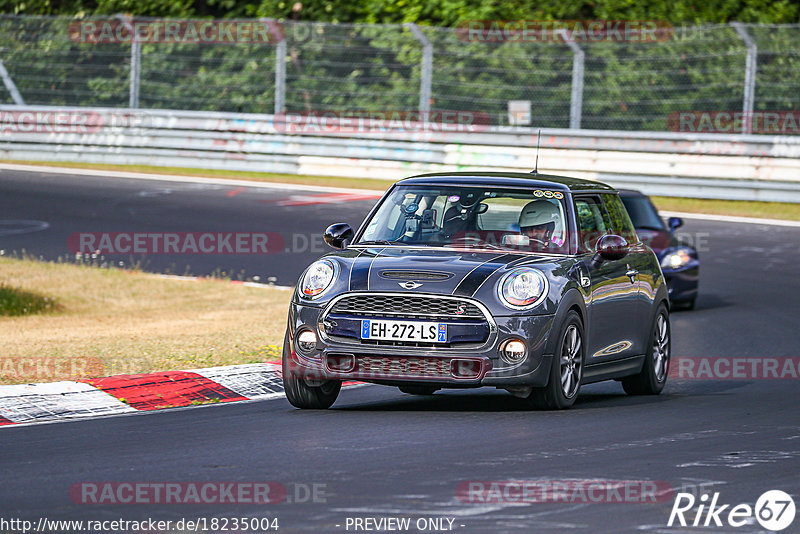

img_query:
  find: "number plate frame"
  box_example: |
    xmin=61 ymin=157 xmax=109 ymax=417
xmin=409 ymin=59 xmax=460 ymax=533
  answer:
xmin=361 ymin=319 xmax=447 ymax=343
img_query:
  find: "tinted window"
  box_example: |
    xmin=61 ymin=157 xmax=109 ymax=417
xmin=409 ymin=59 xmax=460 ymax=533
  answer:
xmin=620 ymin=195 xmax=664 ymax=231
xmin=574 ymin=196 xmax=611 ymax=252
xmin=357 ymin=185 xmax=570 ymax=254
xmin=602 ymin=194 xmax=639 ymax=244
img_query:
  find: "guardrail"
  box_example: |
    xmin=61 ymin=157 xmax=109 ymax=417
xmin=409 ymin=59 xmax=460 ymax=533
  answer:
xmin=2 ymin=105 xmax=799 ymax=202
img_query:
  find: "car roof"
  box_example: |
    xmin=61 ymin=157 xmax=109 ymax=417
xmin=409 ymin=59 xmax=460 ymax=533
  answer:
xmin=617 ymin=188 xmax=646 ymax=197
xmin=397 ymin=171 xmax=616 ymax=192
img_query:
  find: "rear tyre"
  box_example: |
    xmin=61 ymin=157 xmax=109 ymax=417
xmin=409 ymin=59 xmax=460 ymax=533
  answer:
xmin=526 ymin=310 xmax=584 ymax=410
xmin=622 ymin=303 xmax=670 ymax=395
xmin=282 ymin=331 xmax=341 ymax=409
xmin=398 ymin=385 xmax=439 ymax=395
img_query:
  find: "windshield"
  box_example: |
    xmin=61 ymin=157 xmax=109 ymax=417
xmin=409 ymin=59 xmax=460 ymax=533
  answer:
xmin=620 ymin=195 xmax=665 ymax=230
xmin=356 ymin=185 xmax=570 ymax=254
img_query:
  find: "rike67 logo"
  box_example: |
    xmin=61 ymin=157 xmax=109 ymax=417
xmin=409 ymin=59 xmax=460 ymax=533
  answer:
xmin=668 ymin=490 xmax=795 ymax=531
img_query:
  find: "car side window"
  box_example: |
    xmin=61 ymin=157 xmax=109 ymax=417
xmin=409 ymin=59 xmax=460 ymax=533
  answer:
xmin=574 ymin=196 xmax=611 ymax=253
xmin=601 ymin=194 xmax=639 ymax=244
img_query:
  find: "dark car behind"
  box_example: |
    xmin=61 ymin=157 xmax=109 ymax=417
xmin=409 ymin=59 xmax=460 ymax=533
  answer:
xmin=619 ymin=190 xmax=699 ymax=309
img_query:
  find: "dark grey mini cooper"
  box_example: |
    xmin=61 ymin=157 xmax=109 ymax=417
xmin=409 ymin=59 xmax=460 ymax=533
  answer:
xmin=283 ymin=172 xmax=671 ymax=410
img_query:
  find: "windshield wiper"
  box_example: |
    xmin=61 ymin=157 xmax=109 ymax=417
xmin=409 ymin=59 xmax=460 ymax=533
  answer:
xmin=356 ymin=239 xmax=401 ymax=246
xmin=446 ymin=241 xmax=503 ymax=251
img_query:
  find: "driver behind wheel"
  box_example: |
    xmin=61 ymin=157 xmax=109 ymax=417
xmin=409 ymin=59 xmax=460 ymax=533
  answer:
xmin=519 ymin=199 xmax=564 ymax=247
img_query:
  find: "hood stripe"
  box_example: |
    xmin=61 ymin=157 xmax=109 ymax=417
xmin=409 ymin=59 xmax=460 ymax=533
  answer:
xmin=349 ymin=249 xmax=377 ymax=291
xmin=453 ymin=253 xmax=518 ymax=297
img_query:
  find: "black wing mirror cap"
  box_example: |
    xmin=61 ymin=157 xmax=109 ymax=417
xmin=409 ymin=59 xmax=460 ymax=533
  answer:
xmin=596 ymin=234 xmax=629 ymax=261
xmin=323 ymin=223 xmax=354 ymax=249
xmin=667 ymin=217 xmax=684 ymax=233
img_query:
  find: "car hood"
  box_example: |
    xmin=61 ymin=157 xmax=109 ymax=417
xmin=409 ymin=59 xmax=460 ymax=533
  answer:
xmin=299 ymin=246 xmax=579 ymax=315
xmin=635 ymin=228 xmax=682 ymax=256
xmin=339 ymin=246 xmax=534 ymax=295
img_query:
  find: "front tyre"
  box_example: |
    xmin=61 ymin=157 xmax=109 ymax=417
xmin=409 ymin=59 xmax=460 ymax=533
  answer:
xmin=282 ymin=331 xmax=341 ymax=409
xmin=526 ymin=310 xmax=584 ymax=410
xmin=622 ymin=303 xmax=670 ymax=395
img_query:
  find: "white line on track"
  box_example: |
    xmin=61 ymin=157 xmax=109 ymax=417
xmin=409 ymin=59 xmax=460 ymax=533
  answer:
xmin=2 ymin=163 xmax=797 ymax=227
xmin=0 ymin=163 xmax=383 ymax=195
xmin=660 ymin=210 xmax=800 ymax=228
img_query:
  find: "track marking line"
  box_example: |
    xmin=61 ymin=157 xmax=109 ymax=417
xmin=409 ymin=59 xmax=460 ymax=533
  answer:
xmin=659 ymin=210 xmax=800 ymax=227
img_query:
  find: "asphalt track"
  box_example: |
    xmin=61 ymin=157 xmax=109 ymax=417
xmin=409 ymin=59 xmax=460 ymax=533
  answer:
xmin=1 ymin=168 xmax=800 ymax=533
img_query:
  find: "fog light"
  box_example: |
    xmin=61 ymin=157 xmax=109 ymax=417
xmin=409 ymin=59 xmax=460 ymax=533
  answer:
xmin=500 ymin=339 xmax=527 ymax=364
xmin=296 ymin=330 xmax=317 ymax=353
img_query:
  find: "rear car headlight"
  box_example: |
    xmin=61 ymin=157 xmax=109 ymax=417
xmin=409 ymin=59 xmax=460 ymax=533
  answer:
xmin=300 ymin=259 xmax=337 ymax=299
xmin=498 ymin=267 xmax=548 ymax=309
xmin=661 ymin=248 xmax=692 ymax=270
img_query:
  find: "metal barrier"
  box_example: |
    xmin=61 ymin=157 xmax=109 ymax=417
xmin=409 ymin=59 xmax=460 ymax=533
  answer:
xmin=2 ymin=105 xmax=799 ymax=202
xmin=1 ymin=17 xmax=799 ymax=133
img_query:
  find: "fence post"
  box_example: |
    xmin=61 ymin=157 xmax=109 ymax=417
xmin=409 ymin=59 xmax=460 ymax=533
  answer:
xmin=731 ymin=22 xmax=757 ymax=134
xmin=558 ymin=29 xmax=584 ymax=130
xmin=115 ymin=14 xmax=140 ymax=109
xmin=274 ymin=39 xmax=286 ymax=114
xmin=0 ymin=57 xmax=25 ymax=105
xmin=263 ymin=18 xmax=286 ymax=114
xmin=130 ymin=40 xmax=141 ymax=109
xmin=405 ymin=23 xmax=432 ymax=114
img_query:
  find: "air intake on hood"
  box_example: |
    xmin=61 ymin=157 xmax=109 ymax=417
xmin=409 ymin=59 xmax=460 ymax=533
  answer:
xmin=379 ymin=270 xmax=453 ymax=281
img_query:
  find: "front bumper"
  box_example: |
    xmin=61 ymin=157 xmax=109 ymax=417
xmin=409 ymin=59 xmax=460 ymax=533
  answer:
xmin=287 ymin=298 xmax=556 ymax=388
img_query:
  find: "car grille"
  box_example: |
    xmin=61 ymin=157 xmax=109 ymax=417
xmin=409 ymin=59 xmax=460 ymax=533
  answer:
xmin=356 ymin=355 xmax=451 ymax=378
xmin=329 ymin=294 xmax=484 ymax=319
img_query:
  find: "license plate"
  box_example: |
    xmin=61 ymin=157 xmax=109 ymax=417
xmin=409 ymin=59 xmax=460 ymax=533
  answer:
xmin=361 ymin=319 xmax=447 ymax=343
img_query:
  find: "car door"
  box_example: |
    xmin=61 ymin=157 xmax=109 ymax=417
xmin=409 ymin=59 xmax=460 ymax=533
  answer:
xmin=601 ymin=192 xmax=652 ymax=356
xmin=574 ymin=195 xmax=640 ymax=364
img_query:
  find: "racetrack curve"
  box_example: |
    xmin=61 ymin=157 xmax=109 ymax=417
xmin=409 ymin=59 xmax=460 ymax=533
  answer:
xmin=1 ymin=168 xmax=799 ymax=533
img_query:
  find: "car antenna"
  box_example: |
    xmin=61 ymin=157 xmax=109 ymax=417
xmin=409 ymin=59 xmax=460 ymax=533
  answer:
xmin=531 ymin=129 xmax=541 ymax=175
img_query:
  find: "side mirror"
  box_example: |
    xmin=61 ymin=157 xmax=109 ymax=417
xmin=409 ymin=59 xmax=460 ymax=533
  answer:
xmin=667 ymin=217 xmax=683 ymax=233
xmin=323 ymin=223 xmax=354 ymax=250
xmin=596 ymin=234 xmax=629 ymax=261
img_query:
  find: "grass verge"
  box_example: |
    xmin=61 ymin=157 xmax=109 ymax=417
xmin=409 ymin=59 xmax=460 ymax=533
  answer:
xmin=2 ymin=159 xmax=798 ymax=221
xmin=0 ymin=283 xmax=59 ymax=316
xmin=0 ymin=257 xmax=289 ymax=385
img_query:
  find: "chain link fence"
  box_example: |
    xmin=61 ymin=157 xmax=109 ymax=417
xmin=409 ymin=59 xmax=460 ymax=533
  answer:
xmin=0 ymin=15 xmax=798 ymax=132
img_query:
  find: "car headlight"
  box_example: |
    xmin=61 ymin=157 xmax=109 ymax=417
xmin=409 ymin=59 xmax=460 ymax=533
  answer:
xmin=498 ymin=267 xmax=548 ymax=309
xmin=661 ymin=248 xmax=692 ymax=270
xmin=300 ymin=259 xmax=337 ymax=299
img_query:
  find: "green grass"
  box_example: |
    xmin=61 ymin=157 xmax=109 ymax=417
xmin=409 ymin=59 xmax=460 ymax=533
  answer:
xmin=0 ymin=283 xmax=59 ymax=316
xmin=2 ymin=159 xmax=798 ymax=221
xmin=0 ymin=257 xmax=289 ymax=384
